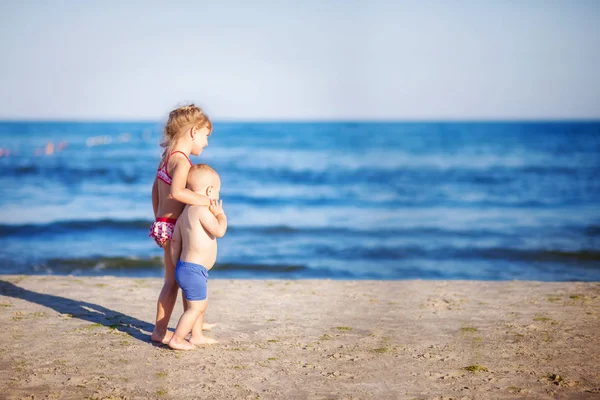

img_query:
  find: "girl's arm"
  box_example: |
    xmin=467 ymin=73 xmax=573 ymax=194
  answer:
xmin=169 ymin=156 xmax=211 ymax=206
xmin=151 ymin=178 xmax=159 ymax=218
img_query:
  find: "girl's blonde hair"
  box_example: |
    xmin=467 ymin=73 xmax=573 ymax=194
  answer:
xmin=161 ymin=104 xmax=212 ymax=156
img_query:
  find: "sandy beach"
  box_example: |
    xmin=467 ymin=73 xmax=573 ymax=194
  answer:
xmin=1 ymin=275 xmax=599 ymax=399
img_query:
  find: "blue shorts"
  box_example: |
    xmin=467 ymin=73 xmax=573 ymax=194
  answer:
xmin=175 ymin=260 xmax=208 ymax=301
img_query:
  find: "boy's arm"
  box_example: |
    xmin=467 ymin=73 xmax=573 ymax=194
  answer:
xmin=169 ymin=223 xmax=182 ymax=266
xmin=170 ymin=157 xmax=211 ymax=206
xmin=198 ymin=207 xmax=228 ymax=238
xmin=151 ymin=178 xmax=158 ymax=218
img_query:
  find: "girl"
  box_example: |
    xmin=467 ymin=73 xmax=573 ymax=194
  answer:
xmin=149 ymin=104 xmax=216 ymax=344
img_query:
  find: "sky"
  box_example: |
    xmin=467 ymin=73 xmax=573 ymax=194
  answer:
xmin=0 ymin=1 xmax=599 ymax=121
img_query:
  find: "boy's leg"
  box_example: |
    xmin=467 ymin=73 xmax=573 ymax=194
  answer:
xmin=188 ymin=297 xmax=217 ymax=333
xmin=169 ymin=299 xmax=207 ymax=350
xmin=183 ymin=289 xmax=216 ymax=332
xmin=151 ymin=242 xmax=179 ymax=344
xmin=189 ymin=298 xmax=218 ymax=345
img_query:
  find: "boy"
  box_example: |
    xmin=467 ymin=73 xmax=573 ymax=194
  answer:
xmin=168 ymin=164 xmax=227 ymax=350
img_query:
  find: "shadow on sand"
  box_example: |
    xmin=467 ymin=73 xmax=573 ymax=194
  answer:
xmin=0 ymin=279 xmax=156 ymax=343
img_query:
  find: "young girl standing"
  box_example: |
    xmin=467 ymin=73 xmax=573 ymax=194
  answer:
xmin=149 ymin=104 xmax=215 ymax=344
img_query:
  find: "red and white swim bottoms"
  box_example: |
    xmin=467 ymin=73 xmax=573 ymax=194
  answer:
xmin=148 ymin=217 xmax=177 ymax=248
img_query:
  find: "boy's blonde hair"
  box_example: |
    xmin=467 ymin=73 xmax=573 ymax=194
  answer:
xmin=187 ymin=164 xmax=219 ymax=191
xmin=161 ymin=104 xmax=212 ymax=155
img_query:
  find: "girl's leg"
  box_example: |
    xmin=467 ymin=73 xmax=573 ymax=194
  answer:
xmin=189 ymin=298 xmax=218 ymax=345
xmin=151 ymin=241 xmax=179 ymax=343
xmin=168 ymin=299 xmax=208 ymax=350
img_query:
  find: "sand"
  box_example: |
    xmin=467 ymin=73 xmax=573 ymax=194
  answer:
xmin=0 ymin=275 xmax=599 ymax=400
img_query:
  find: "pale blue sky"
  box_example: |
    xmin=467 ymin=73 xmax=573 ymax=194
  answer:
xmin=0 ymin=1 xmax=599 ymax=120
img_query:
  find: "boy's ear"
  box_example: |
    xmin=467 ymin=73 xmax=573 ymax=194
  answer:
xmin=206 ymin=186 xmax=213 ymax=196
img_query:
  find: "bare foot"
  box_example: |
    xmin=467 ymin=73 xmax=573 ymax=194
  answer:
xmin=202 ymin=322 xmax=217 ymax=331
xmin=189 ymin=334 xmax=218 ymax=345
xmin=151 ymin=329 xmax=174 ymax=344
xmin=168 ymin=336 xmax=196 ymax=350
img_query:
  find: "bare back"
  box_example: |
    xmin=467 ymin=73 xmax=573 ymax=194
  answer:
xmin=155 ymin=153 xmax=192 ymax=219
xmin=172 ymin=205 xmax=218 ymax=270
xmin=156 ymin=178 xmax=186 ymax=218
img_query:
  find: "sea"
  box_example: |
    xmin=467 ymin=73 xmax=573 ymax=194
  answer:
xmin=0 ymin=121 xmax=599 ymax=281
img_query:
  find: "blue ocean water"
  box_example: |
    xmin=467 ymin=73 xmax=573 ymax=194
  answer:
xmin=0 ymin=121 xmax=599 ymax=281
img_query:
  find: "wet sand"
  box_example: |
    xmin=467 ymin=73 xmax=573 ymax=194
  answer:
xmin=1 ymin=275 xmax=599 ymax=399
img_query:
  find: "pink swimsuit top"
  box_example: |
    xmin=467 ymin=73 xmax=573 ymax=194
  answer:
xmin=156 ymin=151 xmax=193 ymax=185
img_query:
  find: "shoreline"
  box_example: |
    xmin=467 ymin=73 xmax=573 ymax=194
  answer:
xmin=1 ymin=275 xmax=599 ymax=399
xmin=4 ymin=272 xmax=600 ymax=283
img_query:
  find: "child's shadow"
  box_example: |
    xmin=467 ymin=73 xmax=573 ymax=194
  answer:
xmin=0 ymin=279 xmax=154 ymax=343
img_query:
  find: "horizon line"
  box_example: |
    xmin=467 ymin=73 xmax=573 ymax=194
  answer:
xmin=1 ymin=117 xmax=600 ymax=124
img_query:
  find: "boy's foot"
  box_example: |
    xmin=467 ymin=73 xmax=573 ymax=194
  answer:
xmin=189 ymin=335 xmax=218 ymax=345
xmin=202 ymin=322 xmax=217 ymax=331
xmin=168 ymin=336 xmax=196 ymax=351
xmin=151 ymin=329 xmax=174 ymax=344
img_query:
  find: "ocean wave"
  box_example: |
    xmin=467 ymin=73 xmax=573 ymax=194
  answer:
xmin=4 ymin=155 xmax=597 ymax=188
xmin=0 ymin=219 xmax=152 ymax=236
xmin=212 ymin=263 xmax=306 ymax=273
xmin=210 ymin=144 xmax=600 ymax=172
xmin=2 ymin=219 xmax=598 ymax=242
xmin=27 ymin=256 xmax=366 ymax=279
xmin=338 ymin=245 xmax=600 ymax=264
xmin=47 ymin=256 xmax=163 ymax=270
xmin=0 ymin=219 xmax=527 ymax=239
xmin=229 ymin=164 xmax=598 ymax=187
xmin=221 ymin=192 xmax=588 ymax=209
xmin=465 ymin=248 xmax=600 ymax=263
xmin=584 ymin=225 xmax=600 ymax=237
xmin=35 ymin=257 xmax=309 ymax=275
xmin=1 ymin=164 xmax=145 ymax=184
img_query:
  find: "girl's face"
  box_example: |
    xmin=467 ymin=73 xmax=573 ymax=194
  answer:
xmin=191 ymin=126 xmax=211 ymax=156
